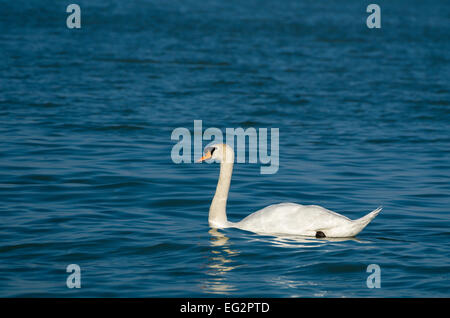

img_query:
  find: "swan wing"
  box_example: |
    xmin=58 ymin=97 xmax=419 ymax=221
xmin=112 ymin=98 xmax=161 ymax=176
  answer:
xmin=235 ymin=203 xmax=353 ymax=236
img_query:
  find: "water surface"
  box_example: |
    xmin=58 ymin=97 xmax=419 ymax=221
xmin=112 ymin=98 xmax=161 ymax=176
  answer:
xmin=0 ymin=0 xmax=449 ymax=297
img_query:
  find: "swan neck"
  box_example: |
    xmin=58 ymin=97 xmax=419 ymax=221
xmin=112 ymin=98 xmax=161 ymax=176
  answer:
xmin=209 ymin=161 xmax=233 ymax=227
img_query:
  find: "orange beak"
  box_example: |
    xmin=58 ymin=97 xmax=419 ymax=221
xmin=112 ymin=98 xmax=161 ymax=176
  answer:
xmin=197 ymin=151 xmax=212 ymax=162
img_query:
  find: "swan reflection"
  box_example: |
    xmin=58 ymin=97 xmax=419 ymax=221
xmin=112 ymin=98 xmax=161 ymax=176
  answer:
xmin=250 ymin=232 xmax=364 ymax=248
xmin=201 ymin=228 xmax=366 ymax=294
xmin=201 ymin=229 xmax=239 ymax=295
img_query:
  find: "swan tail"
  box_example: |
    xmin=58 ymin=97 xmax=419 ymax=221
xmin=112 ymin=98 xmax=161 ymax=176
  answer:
xmin=354 ymin=206 xmax=382 ymax=227
xmin=341 ymin=206 xmax=382 ymax=237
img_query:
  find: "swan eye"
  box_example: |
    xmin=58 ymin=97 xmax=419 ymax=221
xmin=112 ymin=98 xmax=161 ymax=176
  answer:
xmin=210 ymin=147 xmax=216 ymax=155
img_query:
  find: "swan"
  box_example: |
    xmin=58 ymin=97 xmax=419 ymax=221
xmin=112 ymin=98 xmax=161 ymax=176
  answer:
xmin=197 ymin=143 xmax=381 ymax=238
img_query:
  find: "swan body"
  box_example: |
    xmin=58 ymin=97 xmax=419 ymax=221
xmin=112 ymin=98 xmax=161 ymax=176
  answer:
xmin=234 ymin=203 xmax=381 ymax=237
xmin=198 ymin=144 xmax=381 ymax=238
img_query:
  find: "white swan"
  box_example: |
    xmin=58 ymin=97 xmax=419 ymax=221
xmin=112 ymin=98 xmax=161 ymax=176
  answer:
xmin=198 ymin=143 xmax=381 ymax=238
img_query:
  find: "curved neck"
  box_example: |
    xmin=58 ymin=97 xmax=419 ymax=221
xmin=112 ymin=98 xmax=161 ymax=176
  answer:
xmin=209 ymin=161 xmax=233 ymax=228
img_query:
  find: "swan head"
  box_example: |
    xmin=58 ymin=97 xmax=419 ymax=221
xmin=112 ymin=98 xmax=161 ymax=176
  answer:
xmin=197 ymin=143 xmax=234 ymax=164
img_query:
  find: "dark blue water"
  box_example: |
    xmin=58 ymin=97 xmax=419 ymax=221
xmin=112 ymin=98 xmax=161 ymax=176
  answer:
xmin=1 ymin=0 xmax=449 ymax=297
